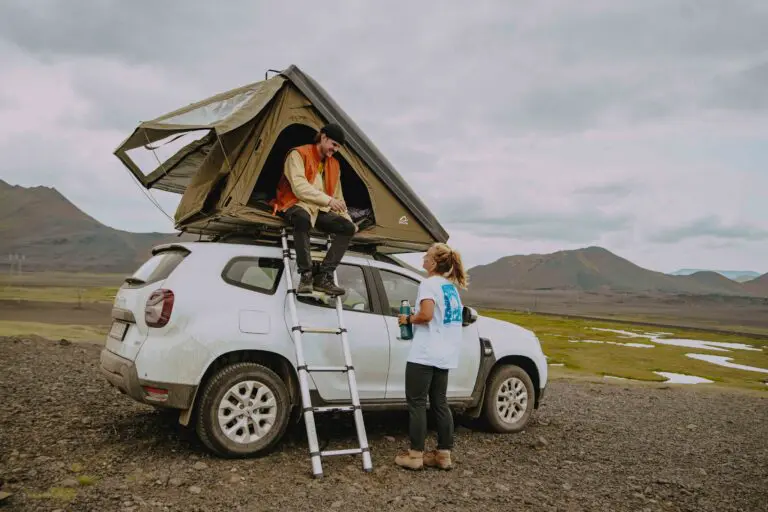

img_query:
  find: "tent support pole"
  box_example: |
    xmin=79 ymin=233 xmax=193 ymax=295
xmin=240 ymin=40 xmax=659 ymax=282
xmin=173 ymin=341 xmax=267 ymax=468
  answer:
xmin=216 ymin=131 xmax=234 ymax=175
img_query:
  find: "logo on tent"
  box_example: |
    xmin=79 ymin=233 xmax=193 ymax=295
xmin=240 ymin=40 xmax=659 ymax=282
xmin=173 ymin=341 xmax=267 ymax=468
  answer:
xmin=399 ymin=216 xmax=409 ymax=225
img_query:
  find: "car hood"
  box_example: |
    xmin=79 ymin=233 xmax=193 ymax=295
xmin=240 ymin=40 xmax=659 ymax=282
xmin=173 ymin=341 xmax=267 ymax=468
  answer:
xmin=475 ymin=314 xmax=542 ymax=353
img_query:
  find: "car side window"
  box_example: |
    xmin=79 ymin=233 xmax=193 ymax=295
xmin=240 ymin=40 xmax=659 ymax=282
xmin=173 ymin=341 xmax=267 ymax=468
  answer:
xmin=298 ymin=264 xmax=372 ymax=313
xmin=378 ymin=269 xmax=419 ymax=317
xmin=222 ymin=257 xmax=284 ymax=295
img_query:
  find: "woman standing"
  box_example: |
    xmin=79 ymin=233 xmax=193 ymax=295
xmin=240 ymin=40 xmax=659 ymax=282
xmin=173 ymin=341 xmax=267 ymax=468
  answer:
xmin=395 ymin=243 xmax=469 ymax=471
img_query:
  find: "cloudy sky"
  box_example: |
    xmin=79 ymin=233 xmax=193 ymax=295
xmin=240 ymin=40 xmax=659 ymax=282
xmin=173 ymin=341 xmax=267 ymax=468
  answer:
xmin=1 ymin=0 xmax=767 ymax=273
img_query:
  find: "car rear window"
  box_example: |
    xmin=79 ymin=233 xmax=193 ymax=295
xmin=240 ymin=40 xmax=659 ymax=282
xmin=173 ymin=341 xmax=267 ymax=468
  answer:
xmin=127 ymin=249 xmax=190 ymax=287
xmin=222 ymin=257 xmax=284 ymax=295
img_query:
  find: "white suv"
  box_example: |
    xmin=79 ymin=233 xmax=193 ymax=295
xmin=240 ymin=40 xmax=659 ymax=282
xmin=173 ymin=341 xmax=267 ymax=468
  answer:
xmin=99 ymin=240 xmax=548 ymax=457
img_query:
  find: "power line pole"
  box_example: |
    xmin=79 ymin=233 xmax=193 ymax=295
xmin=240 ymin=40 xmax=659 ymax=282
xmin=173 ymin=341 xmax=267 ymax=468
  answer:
xmin=7 ymin=254 xmax=24 ymax=276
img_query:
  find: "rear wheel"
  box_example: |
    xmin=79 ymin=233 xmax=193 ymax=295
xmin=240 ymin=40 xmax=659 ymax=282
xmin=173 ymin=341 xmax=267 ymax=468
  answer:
xmin=195 ymin=362 xmax=291 ymax=457
xmin=482 ymin=364 xmax=535 ymax=433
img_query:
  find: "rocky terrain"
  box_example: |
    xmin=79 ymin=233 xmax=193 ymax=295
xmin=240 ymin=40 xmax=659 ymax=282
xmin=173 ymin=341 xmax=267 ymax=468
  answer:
xmin=1 ymin=336 xmax=766 ymax=511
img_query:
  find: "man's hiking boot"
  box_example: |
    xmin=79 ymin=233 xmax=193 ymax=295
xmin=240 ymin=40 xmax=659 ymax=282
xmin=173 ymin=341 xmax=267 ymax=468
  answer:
xmin=313 ymin=272 xmax=345 ymax=296
xmin=297 ymin=272 xmax=314 ymax=294
xmin=394 ymin=449 xmax=423 ymax=470
xmin=423 ymin=449 xmax=452 ymax=470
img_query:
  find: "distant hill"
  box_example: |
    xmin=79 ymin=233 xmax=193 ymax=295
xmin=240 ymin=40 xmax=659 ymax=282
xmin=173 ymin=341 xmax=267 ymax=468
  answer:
xmin=466 ymin=246 xmax=764 ymax=298
xmin=670 ymin=268 xmax=761 ymax=282
xmin=743 ymin=273 xmax=768 ymax=296
xmin=0 ymin=179 xmax=193 ymax=273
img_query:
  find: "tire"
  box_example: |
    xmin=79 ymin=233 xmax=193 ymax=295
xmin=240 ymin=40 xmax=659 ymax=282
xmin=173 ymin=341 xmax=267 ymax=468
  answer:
xmin=195 ymin=362 xmax=291 ymax=458
xmin=482 ymin=364 xmax=535 ymax=433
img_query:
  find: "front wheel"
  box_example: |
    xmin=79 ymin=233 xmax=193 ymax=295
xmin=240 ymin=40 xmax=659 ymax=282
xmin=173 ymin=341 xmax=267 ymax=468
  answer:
xmin=195 ymin=362 xmax=291 ymax=457
xmin=482 ymin=364 xmax=535 ymax=433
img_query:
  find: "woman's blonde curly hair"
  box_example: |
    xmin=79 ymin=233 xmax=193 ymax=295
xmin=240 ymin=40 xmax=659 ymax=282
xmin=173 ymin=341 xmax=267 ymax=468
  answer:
xmin=430 ymin=243 xmax=469 ymax=290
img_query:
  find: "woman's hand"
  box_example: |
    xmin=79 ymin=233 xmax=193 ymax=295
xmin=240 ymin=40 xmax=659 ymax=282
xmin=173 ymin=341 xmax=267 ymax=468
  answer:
xmin=397 ymin=314 xmax=409 ymax=326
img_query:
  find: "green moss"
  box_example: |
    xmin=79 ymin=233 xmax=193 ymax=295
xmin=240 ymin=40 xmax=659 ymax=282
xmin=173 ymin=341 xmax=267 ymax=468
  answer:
xmin=77 ymin=475 xmax=98 ymax=486
xmin=28 ymin=487 xmax=77 ymax=502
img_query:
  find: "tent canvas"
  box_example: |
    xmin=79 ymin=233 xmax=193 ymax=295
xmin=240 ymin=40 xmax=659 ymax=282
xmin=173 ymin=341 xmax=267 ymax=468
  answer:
xmin=114 ymin=65 xmax=448 ymax=253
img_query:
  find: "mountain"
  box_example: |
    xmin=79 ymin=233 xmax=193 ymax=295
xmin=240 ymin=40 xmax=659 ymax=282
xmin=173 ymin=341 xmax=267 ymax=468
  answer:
xmin=467 ymin=246 xmax=763 ymax=297
xmin=0 ymin=179 xmax=194 ymax=273
xmin=743 ymin=273 xmax=768 ymax=296
xmin=670 ymin=268 xmax=761 ymax=282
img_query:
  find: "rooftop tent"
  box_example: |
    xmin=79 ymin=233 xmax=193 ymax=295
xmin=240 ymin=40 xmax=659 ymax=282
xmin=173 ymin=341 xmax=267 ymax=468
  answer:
xmin=113 ymin=65 xmax=448 ymax=253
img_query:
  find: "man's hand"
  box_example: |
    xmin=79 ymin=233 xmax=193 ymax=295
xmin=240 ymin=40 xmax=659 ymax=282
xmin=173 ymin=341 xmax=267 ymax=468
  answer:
xmin=329 ymin=198 xmax=347 ymax=212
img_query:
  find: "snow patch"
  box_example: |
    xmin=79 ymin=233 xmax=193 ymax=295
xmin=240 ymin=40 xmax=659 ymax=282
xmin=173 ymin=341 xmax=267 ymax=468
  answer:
xmin=685 ymin=354 xmax=768 ymax=374
xmin=654 ymin=372 xmax=713 ymax=384
xmin=589 ymin=328 xmax=760 ymax=352
xmin=569 ymin=339 xmax=654 ymax=348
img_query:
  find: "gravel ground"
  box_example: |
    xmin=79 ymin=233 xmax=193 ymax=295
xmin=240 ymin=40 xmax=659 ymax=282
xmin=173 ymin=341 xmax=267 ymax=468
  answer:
xmin=1 ymin=336 xmax=766 ymax=512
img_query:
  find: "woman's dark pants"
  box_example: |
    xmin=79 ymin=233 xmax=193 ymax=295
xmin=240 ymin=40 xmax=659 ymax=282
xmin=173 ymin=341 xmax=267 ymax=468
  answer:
xmin=405 ymin=362 xmax=454 ymax=451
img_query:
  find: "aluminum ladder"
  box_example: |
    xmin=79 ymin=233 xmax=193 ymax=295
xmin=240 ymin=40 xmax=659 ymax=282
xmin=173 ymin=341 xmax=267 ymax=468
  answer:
xmin=279 ymin=228 xmax=373 ymax=478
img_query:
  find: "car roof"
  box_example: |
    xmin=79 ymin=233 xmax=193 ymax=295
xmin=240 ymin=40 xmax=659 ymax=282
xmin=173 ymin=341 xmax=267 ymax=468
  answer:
xmin=151 ymin=240 xmax=424 ymax=279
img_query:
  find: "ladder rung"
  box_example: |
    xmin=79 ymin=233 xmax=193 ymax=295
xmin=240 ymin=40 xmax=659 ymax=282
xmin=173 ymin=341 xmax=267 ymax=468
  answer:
xmin=301 ymin=327 xmax=342 ymax=335
xmin=314 ymin=406 xmax=355 ymax=413
xmin=321 ymin=448 xmax=363 ymax=457
xmin=305 ymin=366 xmax=348 ymax=373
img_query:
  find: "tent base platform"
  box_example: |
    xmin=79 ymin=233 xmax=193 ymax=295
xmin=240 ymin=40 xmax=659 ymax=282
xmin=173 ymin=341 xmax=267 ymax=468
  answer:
xmin=176 ymin=211 xmax=433 ymax=256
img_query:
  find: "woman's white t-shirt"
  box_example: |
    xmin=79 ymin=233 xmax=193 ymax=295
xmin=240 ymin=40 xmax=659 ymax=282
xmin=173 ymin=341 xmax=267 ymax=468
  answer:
xmin=407 ymin=275 xmax=464 ymax=370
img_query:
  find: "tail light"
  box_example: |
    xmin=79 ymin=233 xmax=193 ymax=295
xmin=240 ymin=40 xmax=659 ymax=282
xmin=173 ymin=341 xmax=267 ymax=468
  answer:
xmin=145 ymin=289 xmax=174 ymax=327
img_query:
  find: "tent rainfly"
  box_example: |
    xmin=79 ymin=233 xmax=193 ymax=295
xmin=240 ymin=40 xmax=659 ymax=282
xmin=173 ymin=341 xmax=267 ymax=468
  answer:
xmin=113 ymin=65 xmax=448 ymax=254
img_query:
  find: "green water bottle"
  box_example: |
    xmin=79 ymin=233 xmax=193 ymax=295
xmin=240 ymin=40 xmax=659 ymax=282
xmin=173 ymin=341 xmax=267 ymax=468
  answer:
xmin=400 ymin=300 xmax=413 ymax=340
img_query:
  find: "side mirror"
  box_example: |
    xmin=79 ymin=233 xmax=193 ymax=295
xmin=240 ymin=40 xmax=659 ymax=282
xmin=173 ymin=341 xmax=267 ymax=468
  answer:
xmin=462 ymin=306 xmax=478 ymax=326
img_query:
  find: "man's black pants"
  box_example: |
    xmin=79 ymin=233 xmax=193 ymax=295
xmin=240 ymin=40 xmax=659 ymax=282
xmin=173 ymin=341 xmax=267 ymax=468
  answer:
xmin=405 ymin=362 xmax=454 ymax=452
xmin=284 ymin=205 xmax=356 ymax=275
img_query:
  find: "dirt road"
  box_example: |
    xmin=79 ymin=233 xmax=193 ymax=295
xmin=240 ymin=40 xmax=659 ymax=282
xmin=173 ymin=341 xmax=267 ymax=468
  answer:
xmin=1 ymin=336 xmax=766 ymax=512
xmin=0 ymin=299 xmax=110 ymax=325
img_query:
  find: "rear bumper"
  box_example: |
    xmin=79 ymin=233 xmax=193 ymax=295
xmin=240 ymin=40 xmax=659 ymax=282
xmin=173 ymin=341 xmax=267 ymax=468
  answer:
xmin=99 ymin=348 xmax=196 ymax=409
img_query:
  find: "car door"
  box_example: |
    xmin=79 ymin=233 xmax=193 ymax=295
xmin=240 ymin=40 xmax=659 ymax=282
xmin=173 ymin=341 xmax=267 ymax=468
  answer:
xmin=375 ymin=267 xmax=481 ymax=399
xmin=292 ymin=262 xmax=389 ymax=401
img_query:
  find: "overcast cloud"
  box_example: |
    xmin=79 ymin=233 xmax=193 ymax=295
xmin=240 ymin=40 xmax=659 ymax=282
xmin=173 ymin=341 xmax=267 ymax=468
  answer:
xmin=1 ymin=0 xmax=767 ymax=273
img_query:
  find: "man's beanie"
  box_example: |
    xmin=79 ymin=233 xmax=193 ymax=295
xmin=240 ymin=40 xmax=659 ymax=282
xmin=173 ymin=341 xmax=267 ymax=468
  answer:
xmin=320 ymin=123 xmax=345 ymax=145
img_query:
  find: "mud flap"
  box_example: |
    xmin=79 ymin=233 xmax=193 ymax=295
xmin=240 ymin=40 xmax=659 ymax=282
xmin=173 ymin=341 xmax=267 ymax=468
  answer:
xmin=178 ymin=388 xmax=200 ymax=427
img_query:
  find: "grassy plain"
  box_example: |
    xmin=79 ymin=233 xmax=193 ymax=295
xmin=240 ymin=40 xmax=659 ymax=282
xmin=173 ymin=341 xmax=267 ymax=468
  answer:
xmin=0 ymin=321 xmax=108 ymax=341
xmin=482 ymin=309 xmax=768 ymax=390
xmin=0 ymin=271 xmax=116 ymax=341
xmin=0 ymin=285 xmax=117 ymax=304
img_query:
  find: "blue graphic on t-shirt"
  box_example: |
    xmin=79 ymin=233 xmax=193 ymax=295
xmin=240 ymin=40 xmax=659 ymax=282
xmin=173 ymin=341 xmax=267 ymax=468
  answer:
xmin=441 ymin=284 xmax=462 ymax=325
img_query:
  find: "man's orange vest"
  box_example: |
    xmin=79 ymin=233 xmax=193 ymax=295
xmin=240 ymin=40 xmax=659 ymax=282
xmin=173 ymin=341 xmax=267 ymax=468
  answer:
xmin=271 ymin=144 xmax=341 ymax=214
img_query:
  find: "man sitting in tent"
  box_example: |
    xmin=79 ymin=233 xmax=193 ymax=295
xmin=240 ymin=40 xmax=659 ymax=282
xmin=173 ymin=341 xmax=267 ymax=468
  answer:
xmin=271 ymin=123 xmax=357 ymax=296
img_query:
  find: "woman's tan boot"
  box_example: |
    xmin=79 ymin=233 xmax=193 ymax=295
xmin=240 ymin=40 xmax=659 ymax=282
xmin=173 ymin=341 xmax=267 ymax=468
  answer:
xmin=423 ymin=449 xmax=452 ymax=470
xmin=394 ymin=449 xmax=424 ymax=470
